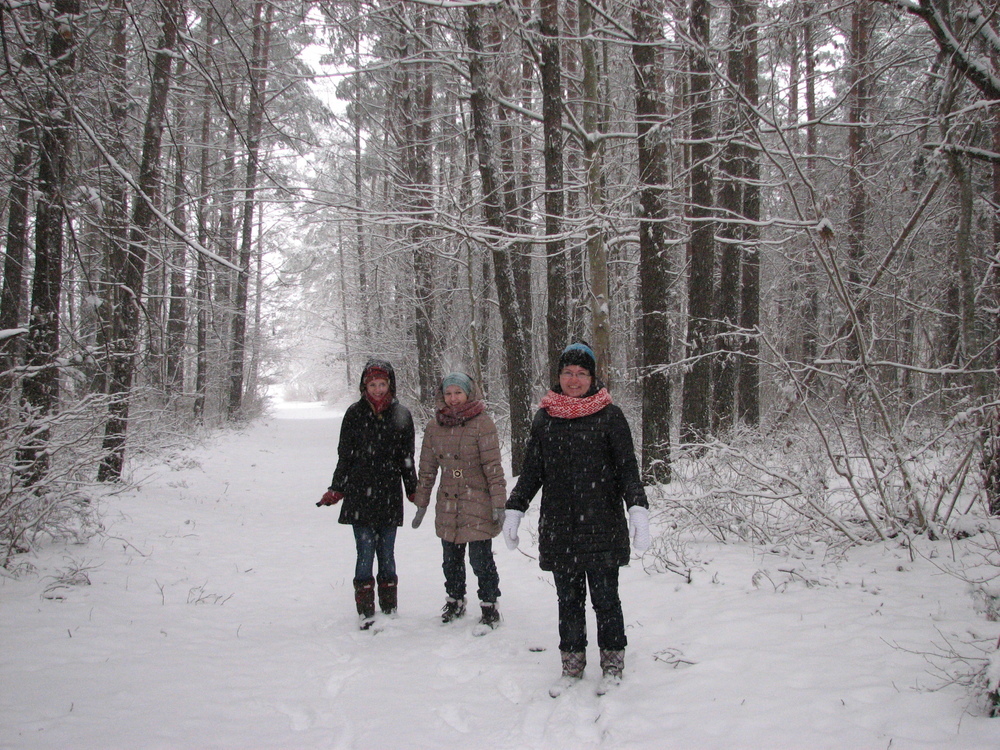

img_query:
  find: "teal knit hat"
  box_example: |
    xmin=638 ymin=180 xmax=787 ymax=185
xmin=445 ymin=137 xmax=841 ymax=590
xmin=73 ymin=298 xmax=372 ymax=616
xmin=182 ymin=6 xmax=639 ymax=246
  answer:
xmin=558 ymin=341 xmax=596 ymax=376
xmin=441 ymin=372 xmax=474 ymax=397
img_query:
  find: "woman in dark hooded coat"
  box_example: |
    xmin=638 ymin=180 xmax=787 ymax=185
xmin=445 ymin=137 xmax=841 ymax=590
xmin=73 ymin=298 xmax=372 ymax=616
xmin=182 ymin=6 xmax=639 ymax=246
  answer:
xmin=504 ymin=342 xmax=651 ymax=695
xmin=318 ymin=359 xmax=417 ymax=629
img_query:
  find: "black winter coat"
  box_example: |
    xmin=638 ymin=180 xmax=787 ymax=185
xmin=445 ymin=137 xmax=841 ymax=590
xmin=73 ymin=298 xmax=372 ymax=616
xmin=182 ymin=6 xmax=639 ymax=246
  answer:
xmin=329 ymin=398 xmax=418 ymax=528
xmin=506 ymin=401 xmax=647 ymax=572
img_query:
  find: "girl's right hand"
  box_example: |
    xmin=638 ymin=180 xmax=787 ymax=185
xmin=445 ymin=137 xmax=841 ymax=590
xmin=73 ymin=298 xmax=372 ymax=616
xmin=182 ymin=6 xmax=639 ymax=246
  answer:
xmin=317 ymin=490 xmax=344 ymax=506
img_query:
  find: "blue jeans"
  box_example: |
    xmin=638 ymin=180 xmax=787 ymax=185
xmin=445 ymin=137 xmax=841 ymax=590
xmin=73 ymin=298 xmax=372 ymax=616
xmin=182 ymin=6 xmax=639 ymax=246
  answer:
xmin=442 ymin=539 xmax=500 ymax=603
xmin=353 ymin=526 xmax=397 ymax=584
xmin=552 ymin=567 xmax=626 ymax=652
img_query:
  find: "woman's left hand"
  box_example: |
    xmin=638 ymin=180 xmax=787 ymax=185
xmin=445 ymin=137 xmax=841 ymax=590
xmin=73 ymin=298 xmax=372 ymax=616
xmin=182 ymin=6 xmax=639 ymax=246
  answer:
xmin=628 ymin=505 xmax=651 ymax=553
xmin=502 ymin=510 xmax=524 ymax=550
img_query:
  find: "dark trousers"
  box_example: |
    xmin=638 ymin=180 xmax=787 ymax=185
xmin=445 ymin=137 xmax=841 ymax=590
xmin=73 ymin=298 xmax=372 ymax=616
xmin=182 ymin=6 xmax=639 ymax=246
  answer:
xmin=353 ymin=526 xmax=397 ymax=584
xmin=551 ymin=567 xmax=626 ymax=652
xmin=441 ymin=539 xmax=500 ymax=603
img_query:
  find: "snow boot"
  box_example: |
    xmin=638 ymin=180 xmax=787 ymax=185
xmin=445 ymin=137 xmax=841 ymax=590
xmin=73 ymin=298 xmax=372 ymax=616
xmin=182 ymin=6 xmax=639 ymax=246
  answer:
xmin=549 ymin=651 xmax=586 ymax=698
xmin=441 ymin=596 xmax=466 ymax=623
xmin=377 ymin=575 xmax=398 ymax=615
xmin=354 ymin=578 xmax=376 ymax=630
xmin=596 ymin=649 xmax=625 ymax=695
xmin=471 ymin=601 xmax=500 ymax=636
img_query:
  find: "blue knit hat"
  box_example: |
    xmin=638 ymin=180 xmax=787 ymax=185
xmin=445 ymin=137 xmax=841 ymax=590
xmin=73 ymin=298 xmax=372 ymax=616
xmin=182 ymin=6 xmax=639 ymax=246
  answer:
xmin=558 ymin=341 xmax=596 ymax=377
xmin=441 ymin=372 xmax=474 ymax=397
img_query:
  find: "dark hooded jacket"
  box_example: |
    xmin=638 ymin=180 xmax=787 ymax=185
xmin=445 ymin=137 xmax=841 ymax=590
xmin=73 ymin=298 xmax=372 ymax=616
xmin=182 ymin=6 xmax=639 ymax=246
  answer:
xmin=506 ymin=381 xmax=647 ymax=572
xmin=329 ymin=359 xmax=417 ymax=528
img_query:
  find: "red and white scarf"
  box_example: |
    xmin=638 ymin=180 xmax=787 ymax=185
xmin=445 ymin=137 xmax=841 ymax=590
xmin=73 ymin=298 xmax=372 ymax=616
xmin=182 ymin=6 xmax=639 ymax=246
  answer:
xmin=539 ymin=387 xmax=612 ymax=419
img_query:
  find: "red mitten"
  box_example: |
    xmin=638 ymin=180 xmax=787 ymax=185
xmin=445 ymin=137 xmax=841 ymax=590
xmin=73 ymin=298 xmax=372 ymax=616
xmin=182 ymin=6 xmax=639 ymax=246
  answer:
xmin=317 ymin=490 xmax=344 ymax=507
xmin=407 ymin=493 xmax=417 ymax=504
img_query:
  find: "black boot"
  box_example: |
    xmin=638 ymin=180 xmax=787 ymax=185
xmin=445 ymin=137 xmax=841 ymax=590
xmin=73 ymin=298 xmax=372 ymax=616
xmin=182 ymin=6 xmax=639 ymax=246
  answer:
xmin=441 ymin=596 xmax=466 ymax=623
xmin=377 ymin=575 xmax=398 ymax=615
xmin=354 ymin=578 xmax=376 ymax=629
xmin=478 ymin=601 xmax=500 ymax=629
xmin=471 ymin=601 xmax=500 ymax=636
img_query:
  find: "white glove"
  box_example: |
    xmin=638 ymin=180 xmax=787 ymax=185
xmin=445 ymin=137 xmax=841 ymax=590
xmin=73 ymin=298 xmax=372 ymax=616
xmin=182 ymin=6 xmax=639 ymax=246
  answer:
xmin=628 ymin=505 xmax=651 ymax=553
xmin=502 ymin=509 xmax=524 ymax=550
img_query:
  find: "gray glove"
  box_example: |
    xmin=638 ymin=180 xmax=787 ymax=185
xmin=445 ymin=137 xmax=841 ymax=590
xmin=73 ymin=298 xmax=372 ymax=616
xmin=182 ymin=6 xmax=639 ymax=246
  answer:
xmin=411 ymin=506 xmax=428 ymax=529
xmin=492 ymin=507 xmax=505 ymax=524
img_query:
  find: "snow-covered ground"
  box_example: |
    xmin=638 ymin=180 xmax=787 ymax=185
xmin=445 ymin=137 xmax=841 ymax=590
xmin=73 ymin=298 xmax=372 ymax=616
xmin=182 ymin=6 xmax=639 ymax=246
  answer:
xmin=2 ymin=399 xmax=999 ymax=749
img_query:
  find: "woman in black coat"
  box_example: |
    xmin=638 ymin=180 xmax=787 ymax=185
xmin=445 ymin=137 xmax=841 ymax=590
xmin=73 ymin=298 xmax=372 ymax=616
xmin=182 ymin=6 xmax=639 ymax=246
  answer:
xmin=318 ymin=359 xmax=417 ymax=629
xmin=504 ymin=342 xmax=650 ymax=695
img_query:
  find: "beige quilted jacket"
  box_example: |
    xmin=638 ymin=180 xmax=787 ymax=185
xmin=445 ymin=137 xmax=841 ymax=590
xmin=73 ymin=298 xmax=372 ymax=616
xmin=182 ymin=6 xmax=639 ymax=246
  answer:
xmin=413 ymin=406 xmax=507 ymax=544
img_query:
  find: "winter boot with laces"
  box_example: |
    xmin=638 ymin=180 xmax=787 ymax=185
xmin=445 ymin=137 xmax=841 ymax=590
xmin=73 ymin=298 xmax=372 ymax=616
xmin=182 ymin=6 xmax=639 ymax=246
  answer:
xmin=471 ymin=601 xmax=500 ymax=636
xmin=441 ymin=596 xmax=466 ymax=624
xmin=549 ymin=651 xmax=586 ymax=698
xmin=596 ymin=649 xmax=625 ymax=695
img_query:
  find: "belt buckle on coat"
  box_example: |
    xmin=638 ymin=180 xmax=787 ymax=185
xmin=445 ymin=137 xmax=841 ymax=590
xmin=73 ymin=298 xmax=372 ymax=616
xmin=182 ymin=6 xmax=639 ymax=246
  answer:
xmin=452 ymin=469 xmax=463 ymax=478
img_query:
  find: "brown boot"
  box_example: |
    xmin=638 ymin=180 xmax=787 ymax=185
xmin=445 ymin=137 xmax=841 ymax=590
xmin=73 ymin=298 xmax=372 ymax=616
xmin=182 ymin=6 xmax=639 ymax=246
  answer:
xmin=354 ymin=578 xmax=376 ymax=629
xmin=377 ymin=576 xmax=397 ymax=615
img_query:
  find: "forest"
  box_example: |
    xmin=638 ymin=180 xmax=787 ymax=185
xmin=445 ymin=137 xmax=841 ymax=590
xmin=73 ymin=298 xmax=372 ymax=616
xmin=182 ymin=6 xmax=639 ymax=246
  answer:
xmin=3 ymin=0 xmax=1000 ymax=662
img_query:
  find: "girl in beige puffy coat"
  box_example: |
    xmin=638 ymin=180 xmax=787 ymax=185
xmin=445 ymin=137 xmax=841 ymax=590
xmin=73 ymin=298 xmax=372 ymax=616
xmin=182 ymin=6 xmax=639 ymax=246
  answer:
xmin=412 ymin=372 xmax=506 ymax=631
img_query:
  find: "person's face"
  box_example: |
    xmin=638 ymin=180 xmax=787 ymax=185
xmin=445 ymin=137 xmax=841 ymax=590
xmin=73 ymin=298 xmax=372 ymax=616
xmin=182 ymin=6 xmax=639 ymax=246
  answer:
xmin=443 ymin=384 xmax=468 ymax=407
xmin=559 ymin=365 xmax=592 ymax=397
xmin=366 ymin=378 xmax=390 ymax=400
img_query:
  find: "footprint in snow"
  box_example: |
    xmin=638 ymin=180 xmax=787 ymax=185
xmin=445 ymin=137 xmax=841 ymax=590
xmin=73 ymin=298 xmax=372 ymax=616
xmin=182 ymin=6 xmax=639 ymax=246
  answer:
xmin=275 ymin=702 xmax=315 ymax=731
xmin=435 ymin=703 xmax=470 ymax=733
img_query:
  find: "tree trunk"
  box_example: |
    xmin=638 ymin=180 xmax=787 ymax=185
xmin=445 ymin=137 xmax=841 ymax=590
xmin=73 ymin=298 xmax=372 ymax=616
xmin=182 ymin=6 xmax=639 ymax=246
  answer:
xmin=540 ymin=0 xmax=567 ymax=383
xmin=803 ymin=0 xmax=819 ymax=361
xmin=228 ymin=0 xmax=273 ymax=419
xmin=351 ymin=0 xmax=365 ymax=369
xmin=166 ymin=56 xmax=189 ymax=398
xmin=845 ymin=0 xmax=872 ymax=365
xmin=737 ymin=0 xmax=760 ymax=427
xmin=0 ymin=20 xmax=43 ymax=364
xmin=712 ymin=0 xmax=749 ymax=432
xmin=405 ymin=3 xmax=439 ymax=407
xmin=193 ymin=7 xmax=215 ymax=422
xmin=579 ymin=0 xmax=610 ymax=381
xmin=946 ymin=151 xmax=975 ymax=372
xmin=491 ymin=17 xmax=533 ymax=391
xmin=98 ymin=0 xmax=180 ymax=480
xmin=680 ymin=0 xmax=715 ymax=444
xmin=0 ymin=116 xmax=35 ymax=414
xmin=17 ymin=0 xmax=81 ymax=483
xmin=465 ymin=3 xmax=532 ymax=473
xmin=633 ymin=0 xmax=673 ymax=483
xmin=994 ymin=109 xmax=1000 ymax=378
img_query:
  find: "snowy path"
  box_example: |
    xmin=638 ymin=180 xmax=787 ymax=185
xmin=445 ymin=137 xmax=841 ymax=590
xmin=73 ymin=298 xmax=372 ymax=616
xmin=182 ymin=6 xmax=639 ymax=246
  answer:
xmin=2 ymin=400 xmax=999 ymax=749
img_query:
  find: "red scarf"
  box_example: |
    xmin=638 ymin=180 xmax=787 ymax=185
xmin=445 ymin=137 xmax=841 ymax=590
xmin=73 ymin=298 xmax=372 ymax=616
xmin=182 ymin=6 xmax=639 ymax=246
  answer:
xmin=365 ymin=392 xmax=393 ymax=415
xmin=437 ymin=399 xmax=485 ymax=427
xmin=539 ymin=387 xmax=612 ymax=419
